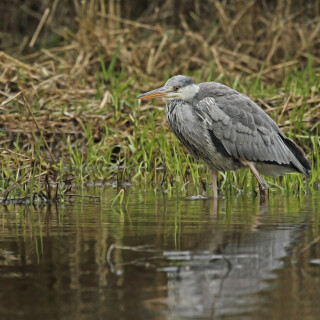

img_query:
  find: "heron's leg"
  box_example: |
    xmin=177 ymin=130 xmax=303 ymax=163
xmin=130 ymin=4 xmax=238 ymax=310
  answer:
xmin=240 ymin=159 xmax=268 ymax=198
xmin=210 ymin=168 xmax=218 ymax=199
xmin=212 ymin=197 xmax=218 ymax=215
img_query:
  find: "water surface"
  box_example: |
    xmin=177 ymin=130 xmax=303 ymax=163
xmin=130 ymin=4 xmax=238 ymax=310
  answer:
xmin=1 ymin=189 xmax=320 ymax=320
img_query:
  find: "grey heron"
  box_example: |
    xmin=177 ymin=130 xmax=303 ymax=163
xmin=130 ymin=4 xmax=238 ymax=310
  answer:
xmin=137 ymin=75 xmax=311 ymax=198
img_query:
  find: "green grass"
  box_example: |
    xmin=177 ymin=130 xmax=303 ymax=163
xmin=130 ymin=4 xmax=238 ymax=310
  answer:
xmin=0 ymin=64 xmax=319 ymax=203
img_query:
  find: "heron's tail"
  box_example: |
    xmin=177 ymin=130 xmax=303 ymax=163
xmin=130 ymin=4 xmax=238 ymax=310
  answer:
xmin=280 ymin=135 xmax=311 ymax=175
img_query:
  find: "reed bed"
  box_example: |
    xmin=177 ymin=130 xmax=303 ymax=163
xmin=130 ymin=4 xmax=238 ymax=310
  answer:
xmin=0 ymin=0 xmax=320 ymax=202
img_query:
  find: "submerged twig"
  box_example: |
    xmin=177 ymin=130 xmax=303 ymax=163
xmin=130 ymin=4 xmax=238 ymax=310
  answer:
xmin=106 ymin=244 xmax=239 ymax=278
xmin=299 ymin=235 xmax=320 ymax=254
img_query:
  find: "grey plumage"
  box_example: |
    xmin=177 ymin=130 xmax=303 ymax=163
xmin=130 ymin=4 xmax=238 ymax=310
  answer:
xmin=138 ymin=75 xmax=311 ymax=197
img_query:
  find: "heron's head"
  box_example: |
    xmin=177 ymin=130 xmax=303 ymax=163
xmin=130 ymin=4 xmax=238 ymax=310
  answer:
xmin=137 ymin=75 xmax=199 ymax=102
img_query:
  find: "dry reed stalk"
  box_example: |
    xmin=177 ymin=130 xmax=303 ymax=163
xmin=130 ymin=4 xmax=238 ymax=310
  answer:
xmin=29 ymin=8 xmax=50 ymax=47
xmin=21 ymin=94 xmax=55 ymax=162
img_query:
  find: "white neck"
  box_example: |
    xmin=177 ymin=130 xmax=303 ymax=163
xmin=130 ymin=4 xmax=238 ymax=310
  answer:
xmin=179 ymin=84 xmax=199 ymax=101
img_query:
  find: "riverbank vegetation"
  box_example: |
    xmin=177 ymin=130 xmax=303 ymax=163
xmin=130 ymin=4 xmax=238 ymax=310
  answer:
xmin=0 ymin=0 xmax=319 ymax=203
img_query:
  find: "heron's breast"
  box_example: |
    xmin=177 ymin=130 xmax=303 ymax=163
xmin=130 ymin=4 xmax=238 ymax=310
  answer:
xmin=165 ymin=101 xmax=241 ymax=171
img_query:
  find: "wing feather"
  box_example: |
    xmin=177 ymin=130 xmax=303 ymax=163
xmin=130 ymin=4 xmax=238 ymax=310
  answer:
xmin=193 ymin=88 xmax=305 ymax=173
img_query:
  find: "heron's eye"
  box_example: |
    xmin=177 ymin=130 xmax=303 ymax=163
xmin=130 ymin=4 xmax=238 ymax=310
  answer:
xmin=173 ymin=86 xmax=180 ymax=91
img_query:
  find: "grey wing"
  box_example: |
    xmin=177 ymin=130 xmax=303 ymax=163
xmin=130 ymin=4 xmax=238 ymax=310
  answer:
xmin=194 ymin=95 xmax=309 ymax=174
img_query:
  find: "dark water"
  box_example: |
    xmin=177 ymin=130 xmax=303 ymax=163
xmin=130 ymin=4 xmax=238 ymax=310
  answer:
xmin=1 ymin=188 xmax=320 ymax=320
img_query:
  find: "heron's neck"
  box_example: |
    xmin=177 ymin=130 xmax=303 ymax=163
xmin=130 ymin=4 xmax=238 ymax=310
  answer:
xmin=179 ymin=84 xmax=200 ymax=102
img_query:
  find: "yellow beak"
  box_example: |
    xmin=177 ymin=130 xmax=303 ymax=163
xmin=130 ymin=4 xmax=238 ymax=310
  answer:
xmin=137 ymin=87 xmax=171 ymax=99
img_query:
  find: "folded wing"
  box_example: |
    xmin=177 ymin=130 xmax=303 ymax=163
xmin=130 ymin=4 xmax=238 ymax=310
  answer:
xmin=194 ymin=84 xmax=310 ymax=175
